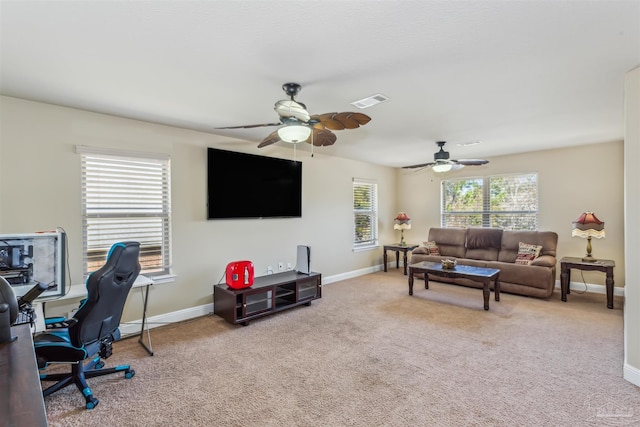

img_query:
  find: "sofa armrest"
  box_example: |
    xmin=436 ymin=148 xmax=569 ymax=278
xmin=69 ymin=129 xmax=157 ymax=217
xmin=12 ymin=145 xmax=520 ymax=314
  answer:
xmin=412 ymin=247 xmax=428 ymax=255
xmin=531 ymin=255 xmax=556 ymax=268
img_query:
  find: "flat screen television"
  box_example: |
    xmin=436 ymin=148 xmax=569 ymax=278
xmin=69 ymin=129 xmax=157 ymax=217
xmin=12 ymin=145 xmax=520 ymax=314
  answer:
xmin=207 ymin=148 xmax=302 ymax=219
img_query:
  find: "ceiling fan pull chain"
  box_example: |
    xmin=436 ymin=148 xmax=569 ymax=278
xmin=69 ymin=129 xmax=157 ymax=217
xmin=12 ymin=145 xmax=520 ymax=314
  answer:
xmin=311 ymin=131 xmax=315 ymax=157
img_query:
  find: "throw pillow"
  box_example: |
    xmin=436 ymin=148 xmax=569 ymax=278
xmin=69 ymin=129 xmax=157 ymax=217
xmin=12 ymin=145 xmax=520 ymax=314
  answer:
xmin=423 ymin=241 xmax=441 ymax=256
xmin=515 ymin=242 xmax=543 ymax=265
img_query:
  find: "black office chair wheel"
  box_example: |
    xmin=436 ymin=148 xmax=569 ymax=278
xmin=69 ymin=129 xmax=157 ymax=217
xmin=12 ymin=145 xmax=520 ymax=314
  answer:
xmin=125 ymin=369 xmax=135 ymax=379
xmin=86 ymin=397 xmax=99 ymax=410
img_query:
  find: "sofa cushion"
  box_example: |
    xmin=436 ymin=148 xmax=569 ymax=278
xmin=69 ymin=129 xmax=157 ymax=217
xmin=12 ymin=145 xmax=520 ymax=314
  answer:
xmin=499 ymin=230 xmax=558 ymax=263
xmin=423 ymin=241 xmax=441 ymax=255
xmin=464 ymin=228 xmax=502 ymax=261
xmin=427 ymin=228 xmax=466 ymax=258
xmin=515 ymin=242 xmax=543 ymax=265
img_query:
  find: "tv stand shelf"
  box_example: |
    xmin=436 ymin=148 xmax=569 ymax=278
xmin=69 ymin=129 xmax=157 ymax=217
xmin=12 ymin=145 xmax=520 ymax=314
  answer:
xmin=213 ymin=271 xmax=321 ymax=325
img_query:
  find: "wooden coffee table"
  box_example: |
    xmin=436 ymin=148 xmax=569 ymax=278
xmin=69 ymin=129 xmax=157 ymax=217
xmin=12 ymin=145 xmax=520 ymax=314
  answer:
xmin=408 ymin=261 xmax=500 ymax=310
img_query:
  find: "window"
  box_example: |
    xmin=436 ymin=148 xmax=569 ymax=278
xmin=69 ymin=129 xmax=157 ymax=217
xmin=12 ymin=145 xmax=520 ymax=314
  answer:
xmin=78 ymin=146 xmax=172 ymax=279
xmin=441 ymin=173 xmax=538 ymax=230
xmin=353 ymin=178 xmax=378 ymax=250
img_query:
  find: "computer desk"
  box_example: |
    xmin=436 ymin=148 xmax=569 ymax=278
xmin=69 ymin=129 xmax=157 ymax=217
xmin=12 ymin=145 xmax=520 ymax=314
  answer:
xmin=0 ymin=323 xmax=48 ymax=426
xmin=38 ymin=275 xmax=155 ymax=355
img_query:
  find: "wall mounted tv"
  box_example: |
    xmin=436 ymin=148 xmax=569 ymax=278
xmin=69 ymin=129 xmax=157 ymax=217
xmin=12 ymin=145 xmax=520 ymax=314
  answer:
xmin=207 ymin=148 xmax=302 ymax=219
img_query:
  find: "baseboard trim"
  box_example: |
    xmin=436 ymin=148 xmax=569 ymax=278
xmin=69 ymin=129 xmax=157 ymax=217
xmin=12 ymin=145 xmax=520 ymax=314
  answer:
xmin=564 ymin=280 xmax=625 ymax=297
xmin=119 ymin=303 xmax=213 ymax=337
xmin=623 ymin=362 xmax=640 ymax=387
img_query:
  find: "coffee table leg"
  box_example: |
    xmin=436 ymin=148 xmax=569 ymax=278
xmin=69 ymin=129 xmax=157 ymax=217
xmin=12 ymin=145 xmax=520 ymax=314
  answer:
xmin=408 ymin=269 xmax=414 ymax=295
xmin=424 ymin=273 xmax=429 ymax=289
xmin=494 ymin=275 xmax=500 ymax=301
xmin=483 ymin=280 xmax=490 ymax=310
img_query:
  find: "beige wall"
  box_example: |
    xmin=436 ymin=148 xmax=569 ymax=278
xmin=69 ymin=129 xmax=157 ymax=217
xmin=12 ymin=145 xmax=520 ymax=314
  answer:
xmin=0 ymin=96 xmax=398 ymax=320
xmin=397 ymin=141 xmax=625 ymax=286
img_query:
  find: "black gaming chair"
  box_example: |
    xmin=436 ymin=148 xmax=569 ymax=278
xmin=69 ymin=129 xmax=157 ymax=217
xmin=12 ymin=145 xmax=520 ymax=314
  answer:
xmin=34 ymin=241 xmax=141 ymax=409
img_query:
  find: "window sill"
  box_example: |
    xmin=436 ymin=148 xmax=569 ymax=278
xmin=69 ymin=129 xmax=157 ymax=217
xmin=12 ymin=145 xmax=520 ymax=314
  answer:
xmin=353 ymin=245 xmax=379 ymax=253
xmin=147 ymin=273 xmax=176 ymax=284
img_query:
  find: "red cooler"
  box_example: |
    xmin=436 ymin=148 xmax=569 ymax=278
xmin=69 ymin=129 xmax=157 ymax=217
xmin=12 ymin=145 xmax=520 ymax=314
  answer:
xmin=225 ymin=260 xmax=254 ymax=289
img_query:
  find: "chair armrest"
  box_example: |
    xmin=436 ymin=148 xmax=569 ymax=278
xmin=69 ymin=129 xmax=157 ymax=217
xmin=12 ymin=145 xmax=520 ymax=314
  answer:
xmin=45 ymin=317 xmax=78 ymax=329
xmin=412 ymin=247 xmax=428 ymax=255
xmin=531 ymin=255 xmax=556 ymax=268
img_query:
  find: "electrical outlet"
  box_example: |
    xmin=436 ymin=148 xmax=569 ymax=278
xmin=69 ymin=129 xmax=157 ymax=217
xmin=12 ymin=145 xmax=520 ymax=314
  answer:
xmin=278 ymin=261 xmax=284 ymax=271
xmin=287 ymin=262 xmax=292 ymax=270
xmin=267 ymin=266 xmax=274 ymax=274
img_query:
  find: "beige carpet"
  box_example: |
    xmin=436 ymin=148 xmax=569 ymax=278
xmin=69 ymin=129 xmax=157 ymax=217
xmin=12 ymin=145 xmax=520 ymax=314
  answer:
xmin=43 ymin=271 xmax=639 ymax=426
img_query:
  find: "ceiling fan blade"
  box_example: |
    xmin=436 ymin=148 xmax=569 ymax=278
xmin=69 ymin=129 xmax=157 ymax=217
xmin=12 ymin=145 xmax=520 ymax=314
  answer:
xmin=454 ymin=159 xmax=490 ymax=166
xmin=307 ymin=129 xmax=337 ymax=146
xmin=216 ymin=122 xmax=282 ymax=130
xmin=313 ymin=112 xmax=371 ymax=130
xmin=312 ymin=113 xmax=345 ymax=130
xmin=402 ymin=162 xmax=436 ymax=169
xmin=274 ymin=100 xmax=310 ymax=122
xmin=257 ymin=130 xmax=281 ymax=148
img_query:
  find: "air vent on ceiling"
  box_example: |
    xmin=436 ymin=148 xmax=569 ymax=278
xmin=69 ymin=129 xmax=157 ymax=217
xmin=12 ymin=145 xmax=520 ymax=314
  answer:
xmin=350 ymin=94 xmax=389 ymax=109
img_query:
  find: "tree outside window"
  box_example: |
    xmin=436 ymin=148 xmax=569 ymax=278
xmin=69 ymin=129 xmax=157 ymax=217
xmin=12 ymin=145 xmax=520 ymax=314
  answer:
xmin=442 ymin=173 xmax=538 ymax=230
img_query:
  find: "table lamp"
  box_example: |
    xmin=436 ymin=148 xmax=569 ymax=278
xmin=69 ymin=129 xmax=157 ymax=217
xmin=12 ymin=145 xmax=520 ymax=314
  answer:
xmin=572 ymin=211 xmax=605 ymax=262
xmin=394 ymin=212 xmax=411 ymax=246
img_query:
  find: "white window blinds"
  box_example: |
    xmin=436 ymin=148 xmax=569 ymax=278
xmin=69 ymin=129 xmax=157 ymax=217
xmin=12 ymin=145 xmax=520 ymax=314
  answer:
xmin=78 ymin=146 xmax=172 ymax=278
xmin=353 ymin=178 xmax=379 ymax=249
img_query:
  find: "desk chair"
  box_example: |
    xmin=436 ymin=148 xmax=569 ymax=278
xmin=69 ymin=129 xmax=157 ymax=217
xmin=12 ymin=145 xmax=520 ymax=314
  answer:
xmin=34 ymin=241 xmax=141 ymax=409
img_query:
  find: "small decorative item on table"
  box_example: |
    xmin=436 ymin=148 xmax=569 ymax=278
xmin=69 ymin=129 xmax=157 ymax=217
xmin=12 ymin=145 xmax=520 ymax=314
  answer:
xmin=441 ymin=259 xmax=457 ymax=270
xmin=394 ymin=212 xmax=411 ymax=246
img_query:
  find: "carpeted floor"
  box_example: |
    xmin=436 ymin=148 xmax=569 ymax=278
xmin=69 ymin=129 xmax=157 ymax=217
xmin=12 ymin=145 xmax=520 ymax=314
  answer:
xmin=42 ymin=270 xmax=639 ymax=426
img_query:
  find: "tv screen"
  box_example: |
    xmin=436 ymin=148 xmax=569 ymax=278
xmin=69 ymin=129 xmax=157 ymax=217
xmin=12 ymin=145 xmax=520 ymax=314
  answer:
xmin=207 ymin=148 xmax=302 ymax=219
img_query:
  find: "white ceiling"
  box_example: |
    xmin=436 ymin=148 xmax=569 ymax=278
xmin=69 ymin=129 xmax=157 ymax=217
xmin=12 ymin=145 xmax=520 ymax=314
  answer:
xmin=1 ymin=1 xmax=638 ymax=167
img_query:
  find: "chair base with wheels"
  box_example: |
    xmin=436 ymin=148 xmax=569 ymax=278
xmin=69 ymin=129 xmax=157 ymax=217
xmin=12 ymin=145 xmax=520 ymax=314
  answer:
xmin=36 ymin=330 xmax=135 ymax=409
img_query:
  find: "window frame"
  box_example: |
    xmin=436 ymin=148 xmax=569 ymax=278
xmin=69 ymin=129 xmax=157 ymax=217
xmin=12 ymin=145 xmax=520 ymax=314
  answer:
xmin=77 ymin=145 xmax=173 ymax=280
xmin=352 ymin=178 xmax=379 ymax=251
xmin=441 ymin=172 xmax=539 ymax=230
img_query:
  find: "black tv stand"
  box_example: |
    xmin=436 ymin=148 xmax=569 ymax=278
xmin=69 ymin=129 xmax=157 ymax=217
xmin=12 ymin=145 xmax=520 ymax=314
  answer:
xmin=213 ymin=271 xmax=321 ymax=326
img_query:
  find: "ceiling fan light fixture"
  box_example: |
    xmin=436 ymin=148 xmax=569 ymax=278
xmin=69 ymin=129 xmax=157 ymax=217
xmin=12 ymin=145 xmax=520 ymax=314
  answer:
xmin=277 ymin=125 xmax=311 ymax=143
xmin=432 ymin=163 xmax=455 ymax=173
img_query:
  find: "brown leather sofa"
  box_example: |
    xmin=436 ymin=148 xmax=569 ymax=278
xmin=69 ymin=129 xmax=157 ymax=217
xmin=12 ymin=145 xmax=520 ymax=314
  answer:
xmin=410 ymin=227 xmax=559 ymax=298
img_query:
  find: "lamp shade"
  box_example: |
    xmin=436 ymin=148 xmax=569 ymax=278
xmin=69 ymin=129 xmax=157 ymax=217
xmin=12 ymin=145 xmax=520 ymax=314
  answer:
xmin=432 ymin=163 xmax=453 ymax=173
xmin=572 ymin=212 xmax=605 ymax=238
xmin=277 ymin=125 xmax=311 ymax=143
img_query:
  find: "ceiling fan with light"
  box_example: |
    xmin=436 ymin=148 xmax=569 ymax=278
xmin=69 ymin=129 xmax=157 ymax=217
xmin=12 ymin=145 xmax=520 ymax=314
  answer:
xmin=215 ymin=82 xmax=371 ymax=148
xmin=403 ymin=141 xmax=489 ymax=173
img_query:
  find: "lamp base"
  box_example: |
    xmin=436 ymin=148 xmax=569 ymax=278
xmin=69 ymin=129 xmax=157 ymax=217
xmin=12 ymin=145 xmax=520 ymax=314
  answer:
xmin=582 ymin=255 xmax=597 ymax=262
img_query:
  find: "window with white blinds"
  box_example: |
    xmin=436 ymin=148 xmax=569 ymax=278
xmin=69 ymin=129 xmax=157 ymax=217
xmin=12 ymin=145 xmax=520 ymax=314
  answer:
xmin=353 ymin=178 xmax=379 ymax=250
xmin=78 ymin=146 xmax=172 ymax=278
xmin=441 ymin=173 xmax=538 ymax=230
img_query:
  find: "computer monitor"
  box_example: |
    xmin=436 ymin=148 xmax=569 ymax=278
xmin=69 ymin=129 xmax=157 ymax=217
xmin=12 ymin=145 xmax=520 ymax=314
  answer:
xmin=0 ymin=231 xmax=66 ymax=299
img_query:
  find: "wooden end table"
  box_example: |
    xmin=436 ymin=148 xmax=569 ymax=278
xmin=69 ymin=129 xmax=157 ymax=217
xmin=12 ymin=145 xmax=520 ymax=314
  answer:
xmin=383 ymin=243 xmax=418 ymax=275
xmin=408 ymin=261 xmax=500 ymax=310
xmin=560 ymin=256 xmax=615 ymax=309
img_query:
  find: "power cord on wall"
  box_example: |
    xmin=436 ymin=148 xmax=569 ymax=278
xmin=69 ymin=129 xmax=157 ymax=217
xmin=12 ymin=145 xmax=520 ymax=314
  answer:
xmin=571 ymin=270 xmax=589 ymax=295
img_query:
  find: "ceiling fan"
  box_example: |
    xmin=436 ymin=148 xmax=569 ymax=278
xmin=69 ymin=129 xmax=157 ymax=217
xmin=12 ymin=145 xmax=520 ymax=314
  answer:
xmin=215 ymin=83 xmax=371 ymax=148
xmin=403 ymin=141 xmax=489 ymax=173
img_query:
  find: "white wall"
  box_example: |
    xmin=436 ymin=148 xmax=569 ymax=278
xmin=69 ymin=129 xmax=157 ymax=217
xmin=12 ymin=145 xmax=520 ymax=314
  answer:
xmin=623 ymin=67 xmax=640 ymax=385
xmin=0 ymin=96 xmax=398 ymax=319
xmin=397 ymin=141 xmax=626 ymax=286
